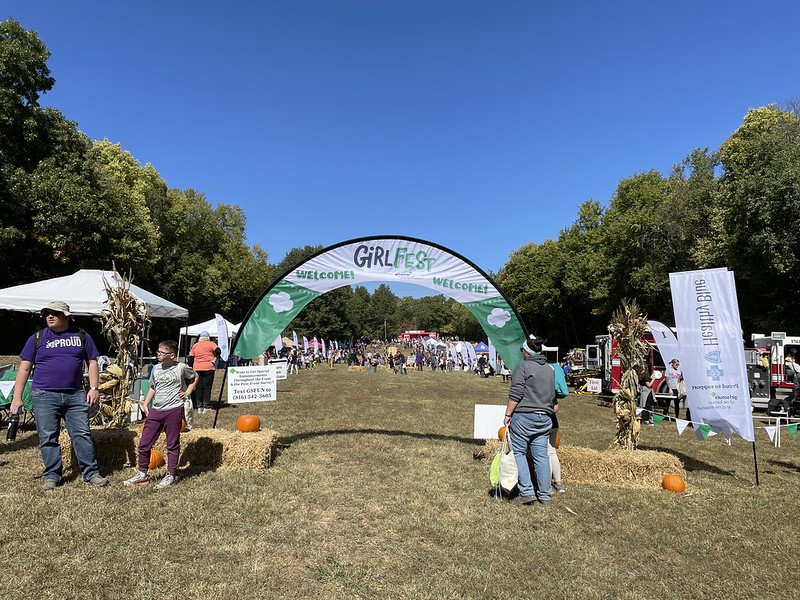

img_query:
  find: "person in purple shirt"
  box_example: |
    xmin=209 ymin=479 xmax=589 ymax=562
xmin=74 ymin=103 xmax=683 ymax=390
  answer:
xmin=11 ymin=300 xmax=109 ymax=491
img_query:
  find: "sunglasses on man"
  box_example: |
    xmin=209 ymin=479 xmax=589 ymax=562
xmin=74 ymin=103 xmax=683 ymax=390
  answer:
xmin=42 ymin=310 xmax=65 ymax=318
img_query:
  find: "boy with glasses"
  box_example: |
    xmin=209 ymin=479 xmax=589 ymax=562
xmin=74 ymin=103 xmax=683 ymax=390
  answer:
xmin=124 ymin=340 xmax=196 ymax=489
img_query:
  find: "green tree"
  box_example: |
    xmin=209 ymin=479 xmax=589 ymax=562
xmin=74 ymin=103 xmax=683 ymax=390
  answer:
xmin=717 ymin=105 xmax=800 ymax=330
xmin=345 ymin=286 xmax=372 ymax=338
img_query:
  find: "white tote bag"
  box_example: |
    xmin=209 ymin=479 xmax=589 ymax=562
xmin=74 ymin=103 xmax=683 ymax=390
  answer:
xmin=499 ymin=428 xmax=518 ymax=493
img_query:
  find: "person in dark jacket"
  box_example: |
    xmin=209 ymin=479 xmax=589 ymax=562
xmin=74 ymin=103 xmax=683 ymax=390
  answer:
xmin=503 ymin=336 xmax=556 ymax=505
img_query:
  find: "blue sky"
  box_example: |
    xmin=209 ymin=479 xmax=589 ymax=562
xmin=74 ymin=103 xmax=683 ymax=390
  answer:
xmin=6 ymin=2 xmax=800 ymax=294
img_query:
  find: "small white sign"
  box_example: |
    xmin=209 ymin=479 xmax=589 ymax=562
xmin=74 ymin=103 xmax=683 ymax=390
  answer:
xmin=586 ymin=378 xmax=602 ymax=394
xmin=267 ymin=358 xmax=288 ymax=380
xmin=227 ymin=365 xmax=277 ymax=403
xmin=474 ymin=404 xmax=506 ymax=439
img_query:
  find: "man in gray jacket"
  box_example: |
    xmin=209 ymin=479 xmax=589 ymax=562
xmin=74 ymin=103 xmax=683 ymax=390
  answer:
xmin=503 ymin=336 xmax=556 ymax=505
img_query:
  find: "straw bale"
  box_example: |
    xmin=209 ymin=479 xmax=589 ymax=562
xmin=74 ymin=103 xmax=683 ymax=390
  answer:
xmin=60 ymin=427 xmax=278 ymax=471
xmin=559 ymin=446 xmax=684 ymax=489
xmin=477 ymin=440 xmax=684 ymax=490
xmin=348 ymin=366 xmax=365 ymax=372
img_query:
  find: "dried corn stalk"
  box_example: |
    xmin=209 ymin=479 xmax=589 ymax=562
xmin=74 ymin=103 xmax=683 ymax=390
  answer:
xmin=609 ymin=298 xmax=648 ymax=450
xmin=95 ymin=266 xmax=150 ymax=428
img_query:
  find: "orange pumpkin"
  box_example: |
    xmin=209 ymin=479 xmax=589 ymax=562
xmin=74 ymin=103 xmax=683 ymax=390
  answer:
xmin=554 ymin=432 xmax=561 ymax=449
xmin=149 ymin=449 xmax=165 ymax=470
xmin=236 ymin=414 xmax=261 ymax=433
xmin=497 ymin=426 xmax=506 ymax=440
xmin=662 ymin=473 xmax=686 ymax=493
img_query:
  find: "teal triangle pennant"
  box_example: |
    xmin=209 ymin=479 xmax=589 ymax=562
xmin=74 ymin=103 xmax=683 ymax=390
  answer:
xmin=652 ymin=414 xmax=665 ymax=427
xmin=788 ymin=423 xmax=798 ymax=440
xmin=698 ymin=424 xmax=711 ymax=440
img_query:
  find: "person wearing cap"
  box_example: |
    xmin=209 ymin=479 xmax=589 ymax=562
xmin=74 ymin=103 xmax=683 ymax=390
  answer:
xmin=189 ymin=330 xmax=220 ymax=414
xmin=10 ymin=301 xmax=109 ymax=491
xmin=503 ymin=335 xmax=556 ymax=505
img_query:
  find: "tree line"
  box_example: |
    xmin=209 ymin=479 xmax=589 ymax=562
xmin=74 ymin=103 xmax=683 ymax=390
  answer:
xmin=2 ymin=19 xmax=798 ymax=353
xmin=497 ymin=103 xmax=800 ymax=349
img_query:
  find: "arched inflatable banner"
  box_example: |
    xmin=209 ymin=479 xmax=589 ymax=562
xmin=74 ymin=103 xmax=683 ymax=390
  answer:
xmin=231 ymin=236 xmax=528 ymax=370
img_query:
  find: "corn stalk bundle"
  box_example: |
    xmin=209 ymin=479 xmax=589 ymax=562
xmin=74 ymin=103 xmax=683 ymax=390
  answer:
xmin=609 ymin=299 xmax=648 ymax=450
xmin=96 ymin=267 xmax=150 ymax=428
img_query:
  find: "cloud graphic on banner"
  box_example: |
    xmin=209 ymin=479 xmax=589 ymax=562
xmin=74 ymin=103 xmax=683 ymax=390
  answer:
xmin=487 ymin=308 xmax=511 ymax=328
xmin=269 ymin=292 xmax=294 ymax=313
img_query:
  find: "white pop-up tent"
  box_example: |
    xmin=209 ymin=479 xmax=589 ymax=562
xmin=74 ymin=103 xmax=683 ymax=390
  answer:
xmin=180 ymin=317 xmax=239 ymax=339
xmin=0 ymin=269 xmax=188 ymax=319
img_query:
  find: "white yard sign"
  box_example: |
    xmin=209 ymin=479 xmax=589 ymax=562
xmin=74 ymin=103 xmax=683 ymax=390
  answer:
xmin=227 ymin=365 xmax=277 ymax=403
xmin=473 ymin=404 xmax=507 ymax=439
xmin=586 ymin=378 xmax=602 ymax=394
xmin=268 ymin=358 xmax=288 ymax=380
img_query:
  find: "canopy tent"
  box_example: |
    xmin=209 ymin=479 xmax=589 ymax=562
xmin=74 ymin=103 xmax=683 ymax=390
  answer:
xmin=180 ymin=317 xmax=240 ymax=338
xmin=0 ymin=269 xmax=188 ymax=319
xmin=473 ymin=341 xmax=490 ymax=353
xmin=542 ymin=345 xmax=559 ymax=362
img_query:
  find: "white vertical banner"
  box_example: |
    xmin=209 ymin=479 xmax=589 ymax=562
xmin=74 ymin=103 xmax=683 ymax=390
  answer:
xmin=647 ymin=320 xmax=681 ymax=366
xmin=274 ymin=334 xmax=283 ymax=353
xmin=303 ymin=336 xmax=309 ymax=353
xmin=488 ymin=340 xmax=497 ymax=371
xmin=467 ymin=342 xmax=477 ymax=364
xmin=321 ymin=339 xmax=327 ymax=358
xmin=669 ymin=268 xmax=755 ymax=442
xmin=293 ymin=330 xmax=298 ymax=348
xmin=215 ymin=313 xmax=230 ymax=361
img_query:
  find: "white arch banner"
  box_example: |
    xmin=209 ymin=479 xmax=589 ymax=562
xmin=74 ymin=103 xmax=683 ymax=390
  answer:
xmin=232 ymin=237 xmax=527 ymax=369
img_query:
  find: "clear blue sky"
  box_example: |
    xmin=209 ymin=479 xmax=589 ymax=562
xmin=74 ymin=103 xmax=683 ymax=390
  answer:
xmin=6 ymin=2 xmax=799 ymax=288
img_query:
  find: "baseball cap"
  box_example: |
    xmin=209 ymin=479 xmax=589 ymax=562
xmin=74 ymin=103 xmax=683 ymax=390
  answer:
xmin=200 ymin=330 xmax=210 ymax=337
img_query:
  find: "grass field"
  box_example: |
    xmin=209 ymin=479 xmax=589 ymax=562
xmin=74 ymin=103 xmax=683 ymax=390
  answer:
xmin=2 ymin=364 xmax=800 ymax=599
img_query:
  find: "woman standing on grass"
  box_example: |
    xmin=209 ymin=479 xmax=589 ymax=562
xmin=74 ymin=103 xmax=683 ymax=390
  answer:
xmin=503 ymin=336 xmax=556 ymax=506
xmin=189 ymin=331 xmax=220 ymax=414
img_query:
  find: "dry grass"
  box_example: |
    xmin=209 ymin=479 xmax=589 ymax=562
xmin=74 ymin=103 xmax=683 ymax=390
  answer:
xmin=2 ymin=363 xmax=800 ymax=599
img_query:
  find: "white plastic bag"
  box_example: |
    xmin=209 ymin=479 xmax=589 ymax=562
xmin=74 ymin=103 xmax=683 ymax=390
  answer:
xmin=499 ymin=427 xmax=518 ymax=493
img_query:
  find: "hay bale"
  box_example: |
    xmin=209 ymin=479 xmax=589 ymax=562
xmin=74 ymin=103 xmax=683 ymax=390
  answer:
xmin=348 ymin=365 xmax=365 ymax=372
xmin=560 ymin=446 xmax=684 ymax=489
xmin=476 ymin=440 xmax=683 ymax=490
xmin=60 ymin=427 xmax=278 ymax=471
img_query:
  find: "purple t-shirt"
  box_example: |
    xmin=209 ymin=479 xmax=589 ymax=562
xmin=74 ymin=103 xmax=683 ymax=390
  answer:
xmin=20 ymin=326 xmax=99 ymax=391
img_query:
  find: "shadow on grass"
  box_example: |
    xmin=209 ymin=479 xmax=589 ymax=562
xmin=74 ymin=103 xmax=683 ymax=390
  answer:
xmin=0 ymin=431 xmax=40 ymax=454
xmin=638 ymin=444 xmax=735 ymax=476
xmin=766 ymin=458 xmax=800 ymax=473
xmin=280 ymin=427 xmax=485 ymax=448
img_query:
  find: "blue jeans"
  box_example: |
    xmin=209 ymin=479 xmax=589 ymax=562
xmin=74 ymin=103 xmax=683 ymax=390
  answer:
xmin=509 ymin=412 xmax=552 ymax=502
xmin=31 ymin=389 xmax=101 ymax=483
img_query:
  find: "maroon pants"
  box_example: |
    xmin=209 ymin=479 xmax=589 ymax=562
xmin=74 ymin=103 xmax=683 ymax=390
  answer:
xmin=139 ymin=406 xmax=183 ymax=475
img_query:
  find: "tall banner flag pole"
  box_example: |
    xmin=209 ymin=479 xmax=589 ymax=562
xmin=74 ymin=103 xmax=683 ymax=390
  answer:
xmin=293 ymin=330 xmax=298 ymax=349
xmin=488 ymin=340 xmax=497 ymax=371
xmin=303 ymin=336 xmax=309 ymax=353
xmin=647 ymin=321 xmax=681 ymax=366
xmin=274 ymin=334 xmax=283 ymax=354
xmin=669 ymin=268 xmax=756 ymax=481
xmin=214 ymin=313 xmax=230 ymax=362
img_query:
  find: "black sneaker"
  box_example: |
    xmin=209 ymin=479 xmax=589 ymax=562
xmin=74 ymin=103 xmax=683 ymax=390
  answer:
xmin=510 ymin=494 xmax=537 ymax=505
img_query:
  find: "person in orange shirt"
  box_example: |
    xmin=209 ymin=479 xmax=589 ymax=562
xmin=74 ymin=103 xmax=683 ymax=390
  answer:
xmin=189 ymin=331 xmax=220 ymax=414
